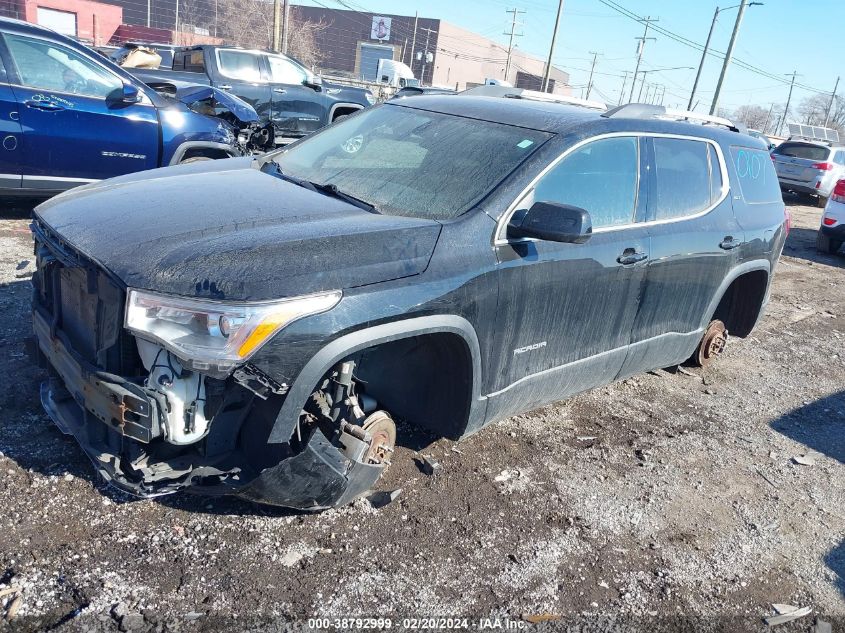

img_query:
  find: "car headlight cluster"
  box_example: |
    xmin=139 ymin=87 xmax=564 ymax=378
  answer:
xmin=365 ymin=92 xmax=376 ymax=104
xmin=125 ymin=289 xmax=341 ymax=372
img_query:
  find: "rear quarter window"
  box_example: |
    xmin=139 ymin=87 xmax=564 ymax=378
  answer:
xmin=730 ymin=146 xmax=781 ymax=204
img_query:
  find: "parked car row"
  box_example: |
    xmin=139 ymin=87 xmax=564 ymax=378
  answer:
xmin=0 ymin=17 xmax=275 ymax=197
xmin=126 ymin=45 xmax=375 ymax=144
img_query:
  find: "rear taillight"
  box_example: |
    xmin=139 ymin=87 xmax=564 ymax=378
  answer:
xmin=831 ymin=179 xmax=845 ymax=203
xmin=784 ymin=207 xmax=791 ymax=235
xmin=823 ymin=217 xmax=837 ymax=226
xmin=811 ymin=162 xmax=835 ymax=170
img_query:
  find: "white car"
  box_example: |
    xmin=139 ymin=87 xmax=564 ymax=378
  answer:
xmin=773 ymin=140 xmax=845 ymax=207
xmin=818 ymin=178 xmax=845 ymax=254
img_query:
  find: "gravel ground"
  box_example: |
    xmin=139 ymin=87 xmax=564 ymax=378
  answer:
xmin=0 ymin=196 xmax=843 ymax=632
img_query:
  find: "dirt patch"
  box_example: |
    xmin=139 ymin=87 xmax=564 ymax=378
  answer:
xmin=0 ymin=198 xmax=843 ymax=631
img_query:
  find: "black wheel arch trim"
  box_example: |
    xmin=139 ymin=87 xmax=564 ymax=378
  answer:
xmin=267 ymin=315 xmax=486 ymax=444
xmin=701 ymin=259 xmax=772 ymax=331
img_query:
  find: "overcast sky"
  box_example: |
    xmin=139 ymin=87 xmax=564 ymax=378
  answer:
xmin=298 ymin=0 xmax=842 ymax=114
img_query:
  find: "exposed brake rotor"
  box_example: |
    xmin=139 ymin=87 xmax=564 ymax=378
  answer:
xmin=361 ymin=410 xmax=396 ymax=467
xmin=695 ymin=319 xmax=728 ymax=367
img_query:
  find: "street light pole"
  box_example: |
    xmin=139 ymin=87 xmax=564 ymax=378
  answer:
xmin=687 ymin=6 xmax=719 ymax=110
xmin=710 ymin=0 xmax=749 ymax=115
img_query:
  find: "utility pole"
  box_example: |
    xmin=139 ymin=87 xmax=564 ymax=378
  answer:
xmin=763 ymin=102 xmax=774 ymax=133
xmin=779 ymin=71 xmax=800 ymax=136
xmin=629 ymin=16 xmax=657 ymax=102
xmin=824 ymin=75 xmax=840 ymax=127
xmin=709 ymin=0 xmax=748 ymax=115
xmin=503 ymin=8 xmax=525 ymax=84
xmin=409 ymin=12 xmax=419 ymax=70
xmin=585 ymin=51 xmax=599 ymax=99
xmin=541 ymin=0 xmax=564 ymax=93
xmin=281 ymin=0 xmax=290 ymax=54
xmin=618 ymin=71 xmax=629 ymax=105
xmin=419 ymin=26 xmax=437 ymax=86
xmin=688 ymin=6 xmax=718 ymax=110
xmin=272 ymin=0 xmax=281 ymax=52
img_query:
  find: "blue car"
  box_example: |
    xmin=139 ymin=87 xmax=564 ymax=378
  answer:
xmin=0 ymin=17 xmax=261 ymax=197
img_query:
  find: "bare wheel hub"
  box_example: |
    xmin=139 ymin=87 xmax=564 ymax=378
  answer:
xmin=362 ymin=410 xmax=396 ymax=466
xmin=696 ymin=319 xmax=728 ymax=367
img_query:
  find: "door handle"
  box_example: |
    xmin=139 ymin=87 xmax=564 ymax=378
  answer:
xmin=218 ymin=84 xmax=232 ymax=91
xmin=617 ymin=249 xmax=648 ymax=266
xmin=273 ymin=88 xmax=287 ymax=94
xmin=23 ymin=99 xmax=63 ymax=111
xmin=719 ymin=236 xmax=743 ymax=250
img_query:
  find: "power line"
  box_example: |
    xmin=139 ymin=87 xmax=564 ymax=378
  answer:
xmin=597 ymin=0 xmax=828 ymax=97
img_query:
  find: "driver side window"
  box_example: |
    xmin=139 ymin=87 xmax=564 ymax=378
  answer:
xmin=4 ymin=33 xmax=122 ymax=98
xmin=531 ymin=136 xmax=639 ymax=229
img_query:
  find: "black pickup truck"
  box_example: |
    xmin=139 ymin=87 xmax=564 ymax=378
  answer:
xmin=30 ymin=93 xmax=787 ymax=510
xmin=129 ymin=45 xmax=374 ymax=142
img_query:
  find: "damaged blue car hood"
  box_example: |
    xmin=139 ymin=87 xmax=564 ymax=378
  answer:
xmin=33 ymin=158 xmax=442 ymax=301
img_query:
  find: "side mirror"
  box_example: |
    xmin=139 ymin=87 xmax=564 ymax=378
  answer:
xmin=507 ymin=201 xmax=592 ymax=243
xmin=303 ymin=75 xmax=322 ymax=91
xmin=121 ymin=83 xmax=141 ymax=103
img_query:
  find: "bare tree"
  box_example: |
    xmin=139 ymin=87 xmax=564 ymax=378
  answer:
xmin=218 ymin=0 xmax=274 ymax=49
xmin=287 ymin=7 xmax=327 ymax=69
xmin=215 ymin=0 xmax=327 ymax=68
xmin=733 ymin=104 xmax=770 ymax=130
xmin=176 ymin=0 xmax=212 ymax=46
xmin=797 ymin=94 xmax=829 ymax=126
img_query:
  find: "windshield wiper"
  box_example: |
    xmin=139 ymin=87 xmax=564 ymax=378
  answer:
xmin=309 ymin=182 xmax=379 ymax=214
xmin=262 ymin=162 xmax=379 ymax=214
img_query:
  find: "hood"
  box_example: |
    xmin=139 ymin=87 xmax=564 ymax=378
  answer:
xmin=176 ymin=85 xmax=260 ymax=126
xmin=323 ymin=81 xmax=373 ymax=105
xmin=34 ymin=159 xmax=442 ymax=301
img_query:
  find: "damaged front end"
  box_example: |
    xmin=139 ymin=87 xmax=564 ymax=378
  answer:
xmin=150 ymin=82 xmax=275 ymax=154
xmin=30 ymin=221 xmax=394 ymax=509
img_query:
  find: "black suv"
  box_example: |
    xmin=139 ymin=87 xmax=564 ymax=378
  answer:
xmin=30 ymin=93 xmax=787 ymax=510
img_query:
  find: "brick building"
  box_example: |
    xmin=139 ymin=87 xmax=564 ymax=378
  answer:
xmin=295 ymin=6 xmax=570 ymax=93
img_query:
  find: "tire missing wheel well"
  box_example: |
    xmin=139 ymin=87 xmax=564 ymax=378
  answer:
xmin=351 ymin=333 xmax=474 ymax=440
xmin=712 ymin=270 xmax=769 ymax=338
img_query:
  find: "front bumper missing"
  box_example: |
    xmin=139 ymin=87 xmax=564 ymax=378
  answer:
xmin=34 ymin=309 xmax=385 ymax=509
xmin=33 ymin=309 xmax=162 ymax=443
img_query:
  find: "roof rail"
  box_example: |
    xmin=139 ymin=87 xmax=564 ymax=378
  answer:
xmin=603 ymin=103 xmax=745 ymax=133
xmin=461 ymin=85 xmax=607 ymax=111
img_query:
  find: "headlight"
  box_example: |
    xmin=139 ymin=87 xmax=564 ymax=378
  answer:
xmin=125 ymin=289 xmax=341 ymax=372
xmin=365 ymin=92 xmax=375 ymax=104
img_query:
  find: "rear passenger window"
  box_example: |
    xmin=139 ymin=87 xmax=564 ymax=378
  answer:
xmin=730 ymin=146 xmax=781 ymax=204
xmin=652 ymin=138 xmax=712 ymax=220
xmin=532 ymin=136 xmax=639 ymax=228
xmin=217 ymin=50 xmax=261 ymax=81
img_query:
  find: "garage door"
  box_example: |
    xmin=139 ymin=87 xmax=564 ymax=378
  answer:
xmin=37 ymin=8 xmax=77 ymax=37
xmin=360 ymin=44 xmax=393 ymax=81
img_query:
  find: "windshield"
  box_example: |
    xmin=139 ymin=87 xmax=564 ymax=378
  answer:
xmin=273 ymin=104 xmax=551 ymax=220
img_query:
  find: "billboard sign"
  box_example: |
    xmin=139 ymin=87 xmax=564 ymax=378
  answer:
xmin=371 ymin=16 xmax=391 ymax=41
